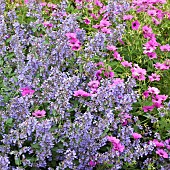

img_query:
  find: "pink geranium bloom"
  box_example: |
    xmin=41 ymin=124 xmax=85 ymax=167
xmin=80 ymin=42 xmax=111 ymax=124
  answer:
xmin=154 ymin=62 xmax=169 ymax=70
xmin=74 ymin=90 xmax=91 ymax=97
xmin=94 ymin=0 xmax=103 ymax=7
xmin=84 ymin=18 xmax=91 ymax=25
xmin=143 ymin=90 xmax=150 ymax=98
xmin=32 ymin=110 xmax=46 ymax=118
xmin=131 ymin=66 xmax=146 ymax=81
xmin=142 ymin=105 xmax=155 ymax=112
xmin=20 ymin=87 xmax=35 ymax=96
xmin=121 ymin=61 xmax=132 ymax=67
xmin=88 ymin=80 xmax=100 ymax=89
xmin=40 ymin=2 xmax=47 ymax=6
xmin=107 ymin=45 xmax=117 ymax=51
xmin=92 ymin=24 xmax=101 ymax=29
xmin=142 ymin=25 xmax=153 ymax=34
xmin=147 ymin=10 xmax=157 ymax=17
xmin=152 ymin=17 xmax=161 ymax=25
xmin=148 ymin=86 xmax=160 ymax=95
xmin=113 ymin=51 xmax=122 ymax=61
xmin=89 ymin=160 xmax=97 ymax=167
xmin=132 ymin=20 xmax=140 ymax=30
xmin=123 ymin=15 xmax=134 ymax=20
xmin=112 ymin=78 xmax=124 ymax=85
xmin=165 ymin=139 xmax=170 ymax=150
xmin=132 ymin=133 xmax=142 ymax=139
xmin=65 ymin=33 xmax=77 ymax=39
xmin=96 ymin=61 xmax=104 ymax=67
xmin=100 ymin=19 xmax=111 ymax=27
xmin=146 ymin=52 xmax=157 ymax=59
xmin=43 ymin=21 xmax=53 ymax=28
xmin=156 ymin=149 xmax=168 ymax=158
xmin=91 ymin=13 xmax=100 ymax=20
xmin=101 ymin=27 xmax=111 ymax=34
xmin=148 ymin=73 xmax=160 ymax=82
xmin=107 ymin=136 xmax=120 ymax=144
xmin=113 ymin=142 xmax=125 ymax=152
xmin=160 ymin=44 xmax=170 ymax=52
xmin=153 ymin=139 xmax=164 ymax=148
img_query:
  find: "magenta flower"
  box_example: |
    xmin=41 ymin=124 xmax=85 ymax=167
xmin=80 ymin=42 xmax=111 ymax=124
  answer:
xmin=143 ymin=90 xmax=150 ymax=98
xmin=99 ymin=19 xmax=111 ymax=27
xmin=123 ymin=15 xmax=133 ymax=20
xmin=131 ymin=66 xmax=146 ymax=81
xmin=101 ymin=27 xmax=111 ymax=34
xmin=132 ymin=133 xmax=142 ymax=139
xmin=32 ymin=110 xmax=46 ymax=118
xmin=113 ymin=142 xmax=125 ymax=153
xmin=121 ymin=61 xmax=132 ymax=67
xmin=84 ymin=18 xmax=91 ymax=25
xmin=148 ymin=86 xmax=160 ymax=95
xmin=156 ymin=149 xmax=168 ymax=158
xmin=132 ymin=20 xmax=140 ymax=30
xmin=20 ymin=87 xmax=35 ymax=96
xmin=142 ymin=105 xmax=155 ymax=112
xmin=160 ymin=44 xmax=170 ymax=52
xmin=89 ymin=160 xmax=97 ymax=167
xmin=74 ymin=90 xmax=91 ymax=97
xmin=107 ymin=136 xmax=120 ymax=144
xmin=65 ymin=33 xmax=77 ymax=39
xmin=88 ymin=80 xmax=100 ymax=89
xmin=148 ymin=73 xmax=160 ymax=82
xmin=107 ymin=45 xmax=117 ymax=51
xmin=113 ymin=51 xmax=122 ymax=61
xmin=43 ymin=21 xmax=53 ymax=28
xmin=153 ymin=139 xmax=164 ymax=148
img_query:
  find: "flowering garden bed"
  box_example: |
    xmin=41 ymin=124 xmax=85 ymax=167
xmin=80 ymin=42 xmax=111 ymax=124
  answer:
xmin=0 ymin=0 xmax=170 ymax=169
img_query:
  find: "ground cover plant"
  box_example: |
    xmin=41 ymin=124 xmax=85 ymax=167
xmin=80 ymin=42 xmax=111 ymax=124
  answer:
xmin=0 ymin=0 xmax=170 ymax=169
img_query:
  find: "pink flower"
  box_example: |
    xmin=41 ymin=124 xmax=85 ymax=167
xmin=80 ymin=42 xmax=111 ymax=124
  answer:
xmin=107 ymin=45 xmax=117 ymax=51
xmin=132 ymin=133 xmax=142 ymax=139
xmin=111 ymin=78 xmax=124 ymax=87
xmin=88 ymin=80 xmax=100 ymax=88
xmin=156 ymin=149 xmax=168 ymax=158
xmin=107 ymin=136 xmax=120 ymax=144
xmin=113 ymin=51 xmax=122 ymax=61
xmin=65 ymin=33 xmax=77 ymax=39
xmin=84 ymin=18 xmax=91 ymax=25
xmin=147 ymin=10 xmax=157 ymax=17
xmin=94 ymin=0 xmax=103 ymax=7
xmin=132 ymin=20 xmax=140 ymax=30
xmin=160 ymin=44 xmax=170 ymax=52
xmin=143 ymin=90 xmax=150 ymax=98
xmin=154 ymin=62 xmax=169 ymax=70
xmin=89 ymin=160 xmax=97 ymax=167
xmin=131 ymin=66 xmax=146 ymax=81
xmin=152 ymin=17 xmax=161 ymax=25
xmin=20 ymin=87 xmax=35 ymax=96
xmin=142 ymin=25 xmax=153 ymax=34
xmin=153 ymin=139 xmax=164 ymax=148
xmin=32 ymin=110 xmax=46 ymax=118
xmin=121 ymin=61 xmax=132 ymax=67
xmin=142 ymin=105 xmax=155 ymax=112
xmin=148 ymin=86 xmax=160 ymax=95
xmin=43 ymin=21 xmax=53 ymax=28
xmin=113 ymin=142 xmax=125 ymax=152
xmin=146 ymin=52 xmax=157 ymax=59
xmin=100 ymin=19 xmax=111 ymax=27
xmin=101 ymin=27 xmax=111 ymax=34
xmin=40 ymin=2 xmax=47 ymax=6
xmin=74 ymin=90 xmax=91 ymax=97
xmin=148 ymin=73 xmax=160 ymax=82
xmin=123 ymin=15 xmax=134 ymax=20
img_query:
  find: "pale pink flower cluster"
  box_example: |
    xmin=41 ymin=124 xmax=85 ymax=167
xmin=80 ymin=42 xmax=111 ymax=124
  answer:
xmin=20 ymin=87 xmax=35 ymax=97
xmin=107 ymin=136 xmax=125 ymax=153
xmin=66 ymin=33 xmax=81 ymax=51
xmin=32 ymin=110 xmax=46 ymax=118
xmin=142 ymin=86 xmax=168 ymax=112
